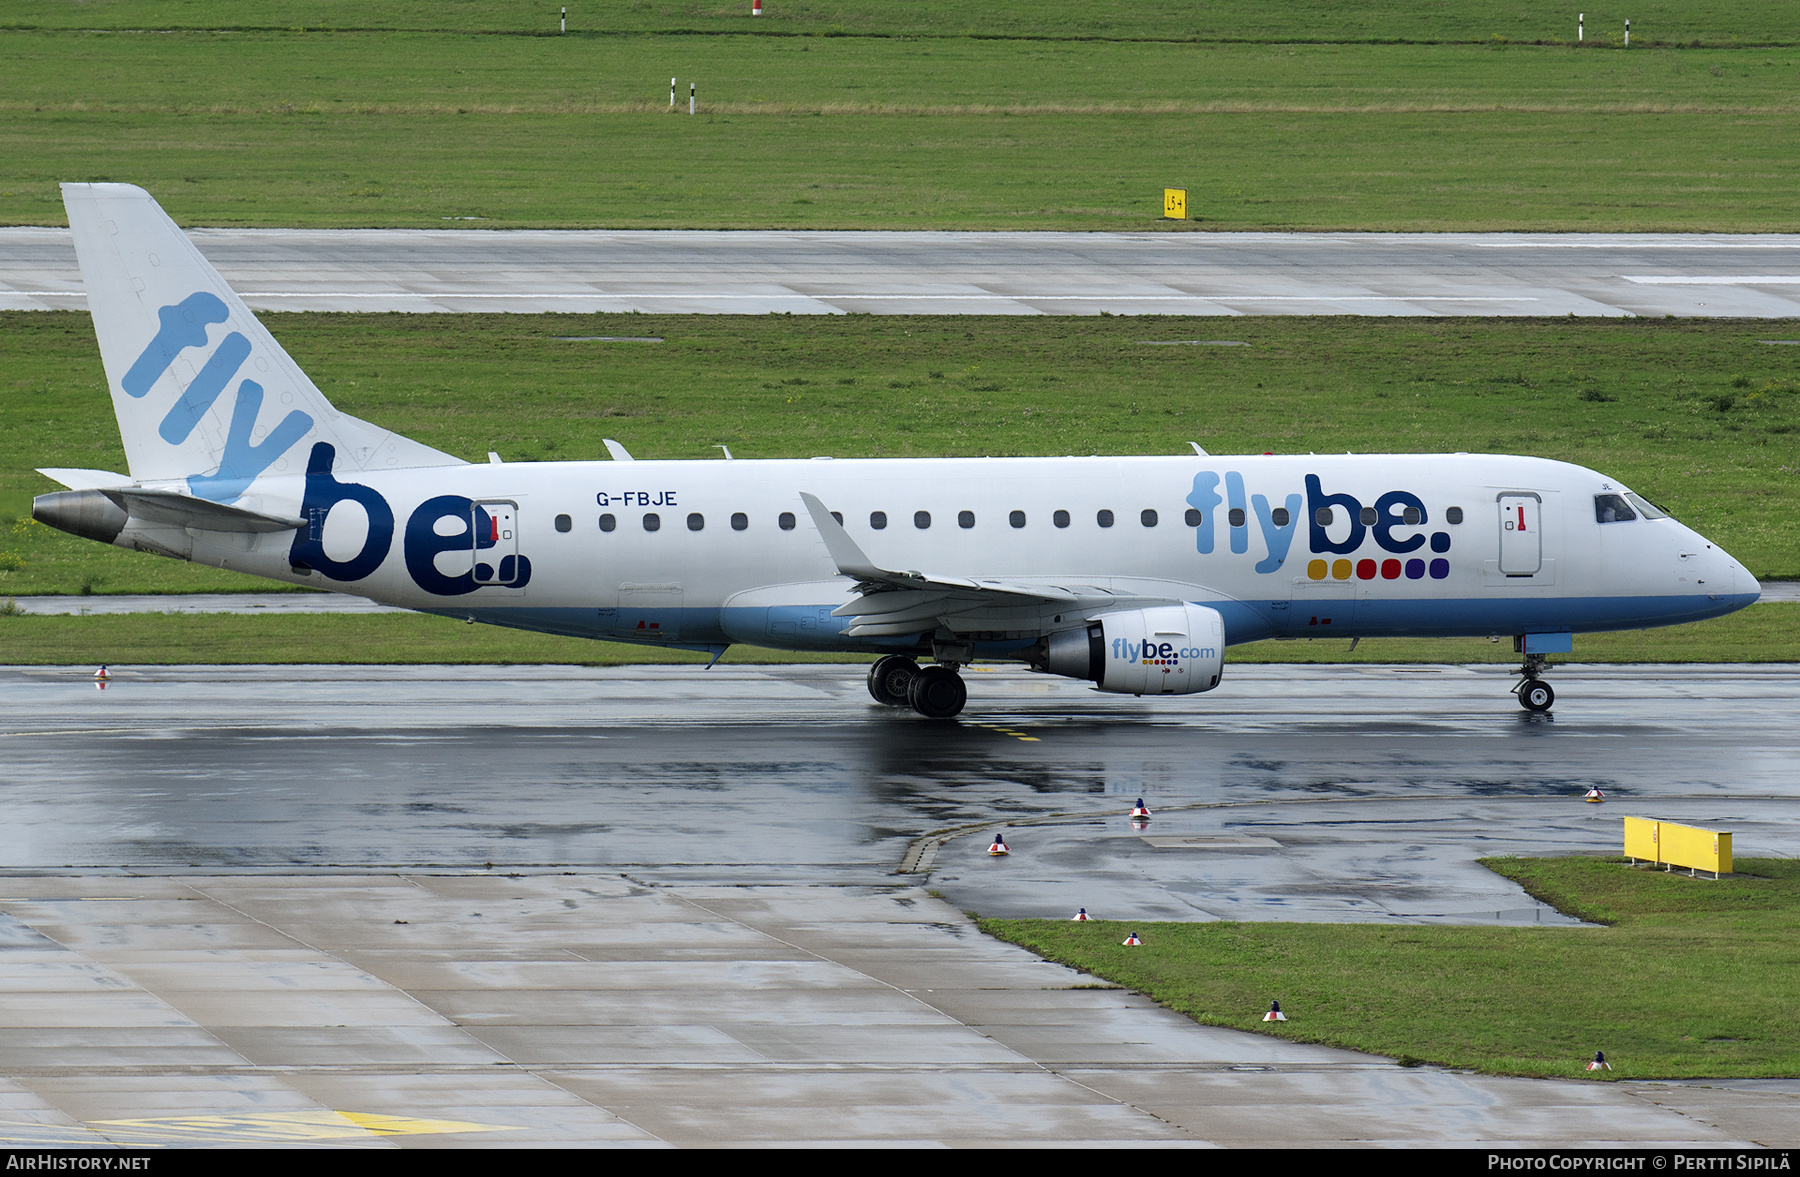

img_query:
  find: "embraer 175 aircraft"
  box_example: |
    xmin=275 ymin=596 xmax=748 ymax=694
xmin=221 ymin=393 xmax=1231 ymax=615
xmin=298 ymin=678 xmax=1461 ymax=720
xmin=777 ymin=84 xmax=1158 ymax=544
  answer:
xmin=35 ymin=184 xmax=1762 ymax=718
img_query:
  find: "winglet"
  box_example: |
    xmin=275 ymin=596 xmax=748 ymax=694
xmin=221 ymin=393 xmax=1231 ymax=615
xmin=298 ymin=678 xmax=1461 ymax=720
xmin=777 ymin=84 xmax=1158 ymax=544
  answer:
xmin=603 ymin=439 xmax=634 ymax=461
xmin=798 ymin=492 xmax=887 ymax=582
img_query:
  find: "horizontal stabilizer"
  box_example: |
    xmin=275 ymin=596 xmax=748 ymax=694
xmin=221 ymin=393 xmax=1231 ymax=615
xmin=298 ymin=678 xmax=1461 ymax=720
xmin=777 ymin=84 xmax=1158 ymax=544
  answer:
xmin=36 ymin=467 xmax=132 ymax=491
xmin=101 ymin=488 xmax=302 ymax=533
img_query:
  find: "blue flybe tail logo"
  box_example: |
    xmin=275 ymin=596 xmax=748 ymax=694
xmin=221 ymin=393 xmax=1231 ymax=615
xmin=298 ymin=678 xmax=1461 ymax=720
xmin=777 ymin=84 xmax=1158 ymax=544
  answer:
xmin=124 ymin=292 xmax=314 ymax=500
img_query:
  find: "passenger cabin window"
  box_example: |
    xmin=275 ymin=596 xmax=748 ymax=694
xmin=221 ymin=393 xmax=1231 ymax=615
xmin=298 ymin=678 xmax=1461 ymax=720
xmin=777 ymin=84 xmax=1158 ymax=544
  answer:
xmin=555 ymin=514 xmax=572 ymax=533
xmin=870 ymin=511 xmax=888 ymax=530
xmin=914 ymin=511 xmax=931 ymax=529
xmin=958 ymin=510 xmax=975 ymax=529
xmin=1594 ymin=494 xmax=1638 ymax=524
xmin=687 ymin=513 xmax=704 ymax=531
xmin=1053 ymin=510 xmax=1070 ymax=528
xmin=1402 ymin=506 xmax=1422 ymax=526
xmin=599 ymin=513 xmax=616 ymax=532
xmin=731 ymin=512 xmax=748 ymax=531
xmin=1315 ymin=507 xmax=1334 ymax=526
xmin=1446 ymin=506 xmax=1464 ymax=525
xmin=1272 ymin=507 xmax=1290 ymax=527
xmin=779 ymin=512 xmax=796 ymax=531
xmin=1141 ymin=509 xmax=1158 ymax=527
xmin=1096 ymin=509 xmax=1114 ymax=528
xmin=1009 ymin=510 xmax=1026 ymax=529
xmin=1227 ymin=508 xmax=1245 ymax=527
xmin=643 ymin=513 xmax=660 ymax=532
xmin=1359 ymin=507 xmax=1378 ymax=525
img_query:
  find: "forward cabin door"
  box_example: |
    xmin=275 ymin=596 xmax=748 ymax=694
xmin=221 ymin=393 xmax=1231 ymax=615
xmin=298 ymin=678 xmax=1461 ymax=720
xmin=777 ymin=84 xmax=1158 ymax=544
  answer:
xmin=1497 ymin=494 xmax=1542 ymax=576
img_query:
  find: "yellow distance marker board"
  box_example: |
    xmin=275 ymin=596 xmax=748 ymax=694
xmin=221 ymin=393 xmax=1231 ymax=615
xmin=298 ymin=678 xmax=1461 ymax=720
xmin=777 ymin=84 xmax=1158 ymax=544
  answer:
xmin=1163 ymin=188 xmax=1188 ymax=220
xmin=1624 ymin=816 xmax=1733 ymax=877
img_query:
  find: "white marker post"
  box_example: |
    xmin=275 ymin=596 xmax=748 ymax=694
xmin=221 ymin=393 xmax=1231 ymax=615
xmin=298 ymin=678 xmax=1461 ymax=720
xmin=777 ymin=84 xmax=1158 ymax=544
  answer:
xmin=1578 ymin=12 xmax=1583 ymax=41
xmin=560 ymin=6 xmax=565 ymax=33
xmin=690 ymin=81 xmax=696 ymax=114
xmin=1625 ymin=18 xmax=1630 ymax=46
xmin=671 ymin=77 xmax=677 ymax=108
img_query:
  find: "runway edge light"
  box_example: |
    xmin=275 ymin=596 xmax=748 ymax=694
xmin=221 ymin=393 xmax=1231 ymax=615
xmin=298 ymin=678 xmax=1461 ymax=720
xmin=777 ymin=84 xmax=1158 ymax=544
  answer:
xmin=1263 ymin=1000 xmax=1287 ymax=1022
xmin=987 ymin=832 xmax=1010 ymax=856
xmin=1123 ymin=932 xmax=1142 ymax=946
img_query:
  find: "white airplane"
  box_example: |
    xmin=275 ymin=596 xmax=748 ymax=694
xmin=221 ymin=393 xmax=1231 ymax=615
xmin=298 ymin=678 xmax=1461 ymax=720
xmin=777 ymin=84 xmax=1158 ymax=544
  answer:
xmin=34 ymin=184 xmax=1762 ymax=718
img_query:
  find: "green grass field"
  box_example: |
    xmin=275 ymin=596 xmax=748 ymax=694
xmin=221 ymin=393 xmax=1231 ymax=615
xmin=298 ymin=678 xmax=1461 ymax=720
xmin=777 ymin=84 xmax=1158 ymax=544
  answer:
xmin=4 ymin=1 xmax=1795 ymax=45
xmin=6 ymin=311 xmax=1797 ymax=595
xmin=982 ymin=856 xmax=1800 ymax=1080
xmin=2 ymin=9 xmax=1798 ymax=230
xmin=0 ymin=603 xmax=1791 ymax=666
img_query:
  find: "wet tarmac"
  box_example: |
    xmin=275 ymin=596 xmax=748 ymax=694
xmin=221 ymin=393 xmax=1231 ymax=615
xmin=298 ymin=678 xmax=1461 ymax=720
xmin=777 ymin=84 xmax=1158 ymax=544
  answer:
xmin=3 ymin=662 xmax=1795 ymax=913
xmin=0 ymin=662 xmax=1794 ymax=1146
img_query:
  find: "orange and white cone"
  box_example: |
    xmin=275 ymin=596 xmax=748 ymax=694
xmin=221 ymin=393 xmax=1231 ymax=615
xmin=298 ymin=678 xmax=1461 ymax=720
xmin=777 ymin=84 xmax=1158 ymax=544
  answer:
xmin=1263 ymin=1000 xmax=1286 ymax=1022
xmin=1587 ymin=1051 xmax=1611 ymax=1071
xmin=1071 ymin=908 xmax=1090 ymax=922
xmin=1584 ymin=787 xmax=1605 ymax=803
xmin=1122 ymin=931 xmax=1142 ymax=946
xmin=987 ymin=833 xmax=1010 ymax=856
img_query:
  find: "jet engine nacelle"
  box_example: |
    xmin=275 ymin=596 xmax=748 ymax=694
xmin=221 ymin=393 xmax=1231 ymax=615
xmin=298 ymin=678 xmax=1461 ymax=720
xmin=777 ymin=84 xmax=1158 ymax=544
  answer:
xmin=1043 ymin=603 xmax=1226 ymax=695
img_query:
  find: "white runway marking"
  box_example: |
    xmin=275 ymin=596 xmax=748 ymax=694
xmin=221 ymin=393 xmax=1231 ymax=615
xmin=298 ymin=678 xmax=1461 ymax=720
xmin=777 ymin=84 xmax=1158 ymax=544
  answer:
xmin=1622 ymin=275 xmax=1800 ymax=285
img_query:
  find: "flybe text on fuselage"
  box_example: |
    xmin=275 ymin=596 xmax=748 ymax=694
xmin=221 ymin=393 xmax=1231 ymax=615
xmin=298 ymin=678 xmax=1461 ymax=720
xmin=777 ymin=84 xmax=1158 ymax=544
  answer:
xmin=1189 ymin=468 xmax=1451 ymax=580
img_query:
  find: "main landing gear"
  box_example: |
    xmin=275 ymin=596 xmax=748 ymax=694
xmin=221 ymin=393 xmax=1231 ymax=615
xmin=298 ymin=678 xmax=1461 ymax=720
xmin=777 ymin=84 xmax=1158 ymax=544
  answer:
xmin=1513 ymin=652 xmax=1555 ymax=713
xmin=867 ymin=655 xmax=967 ymax=719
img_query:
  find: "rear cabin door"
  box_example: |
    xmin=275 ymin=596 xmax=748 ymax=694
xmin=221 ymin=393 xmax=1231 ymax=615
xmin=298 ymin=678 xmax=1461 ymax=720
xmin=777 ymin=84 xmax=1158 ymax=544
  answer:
xmin=472 ymin=501 xmax=525 ymax=586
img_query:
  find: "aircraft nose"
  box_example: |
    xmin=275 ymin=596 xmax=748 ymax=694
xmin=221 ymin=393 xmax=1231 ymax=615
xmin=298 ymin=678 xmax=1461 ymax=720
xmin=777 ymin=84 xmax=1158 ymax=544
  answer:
xmin=1735 ymin=558 xmax=1761 ymax=601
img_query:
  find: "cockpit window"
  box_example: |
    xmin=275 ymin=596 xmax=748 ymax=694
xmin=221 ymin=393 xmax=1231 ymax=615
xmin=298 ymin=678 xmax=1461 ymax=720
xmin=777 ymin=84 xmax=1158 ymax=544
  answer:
xmin=1625 ymin=492 xmax=1669 ymax=520
xmin=1594 ymin=494 xmax=1637 ymax=524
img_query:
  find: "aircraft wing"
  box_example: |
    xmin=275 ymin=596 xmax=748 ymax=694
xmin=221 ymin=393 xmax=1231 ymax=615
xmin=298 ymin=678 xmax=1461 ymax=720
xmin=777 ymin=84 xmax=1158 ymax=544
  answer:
xmin=798 ymin=492 xmax=1157 ymax=637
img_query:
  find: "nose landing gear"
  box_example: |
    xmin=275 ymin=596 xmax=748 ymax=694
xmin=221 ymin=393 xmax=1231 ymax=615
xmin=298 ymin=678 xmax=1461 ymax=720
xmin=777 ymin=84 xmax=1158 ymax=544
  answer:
xmin=1513 ymin=652 xmax=1555 ymax=712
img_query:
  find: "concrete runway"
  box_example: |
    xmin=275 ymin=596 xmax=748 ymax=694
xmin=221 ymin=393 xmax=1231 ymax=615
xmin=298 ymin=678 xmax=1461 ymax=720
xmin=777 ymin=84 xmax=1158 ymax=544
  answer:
xmin=0 ymin=662 xmax=1795 ymax=1146
xmin=8 ymin=227 xmax=1800 ymax=316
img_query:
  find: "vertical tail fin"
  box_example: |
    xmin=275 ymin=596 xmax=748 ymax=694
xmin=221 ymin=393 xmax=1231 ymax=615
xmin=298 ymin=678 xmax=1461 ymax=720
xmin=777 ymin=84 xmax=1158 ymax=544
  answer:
xmin=62 ymin=183 xmax=464 ymax=498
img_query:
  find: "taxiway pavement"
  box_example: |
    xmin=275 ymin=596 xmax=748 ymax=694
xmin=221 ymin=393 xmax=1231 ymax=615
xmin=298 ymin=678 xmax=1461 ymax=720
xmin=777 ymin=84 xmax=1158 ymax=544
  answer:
xmin=0 ymin=663 xmax=1794 ymax=1147
xmin=8 ymin=227 xmax=1800 ymax=316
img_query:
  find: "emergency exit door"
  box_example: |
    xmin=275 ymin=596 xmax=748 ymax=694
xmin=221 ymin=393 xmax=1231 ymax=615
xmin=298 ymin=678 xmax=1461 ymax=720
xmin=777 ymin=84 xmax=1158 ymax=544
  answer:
xmin=1498 ymin=495 xmax=1541 ymax=576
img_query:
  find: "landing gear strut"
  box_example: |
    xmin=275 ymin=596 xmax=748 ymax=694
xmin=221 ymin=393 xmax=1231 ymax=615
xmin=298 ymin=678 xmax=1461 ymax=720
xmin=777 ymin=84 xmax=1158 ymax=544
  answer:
xmin=1513 ymin=653 xmax=1555 ymax=712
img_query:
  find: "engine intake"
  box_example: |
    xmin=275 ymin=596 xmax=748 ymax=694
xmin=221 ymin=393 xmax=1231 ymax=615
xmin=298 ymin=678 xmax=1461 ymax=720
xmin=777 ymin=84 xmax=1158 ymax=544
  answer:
xmin=1042 ymin=603 xmax=1225 ymax=695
